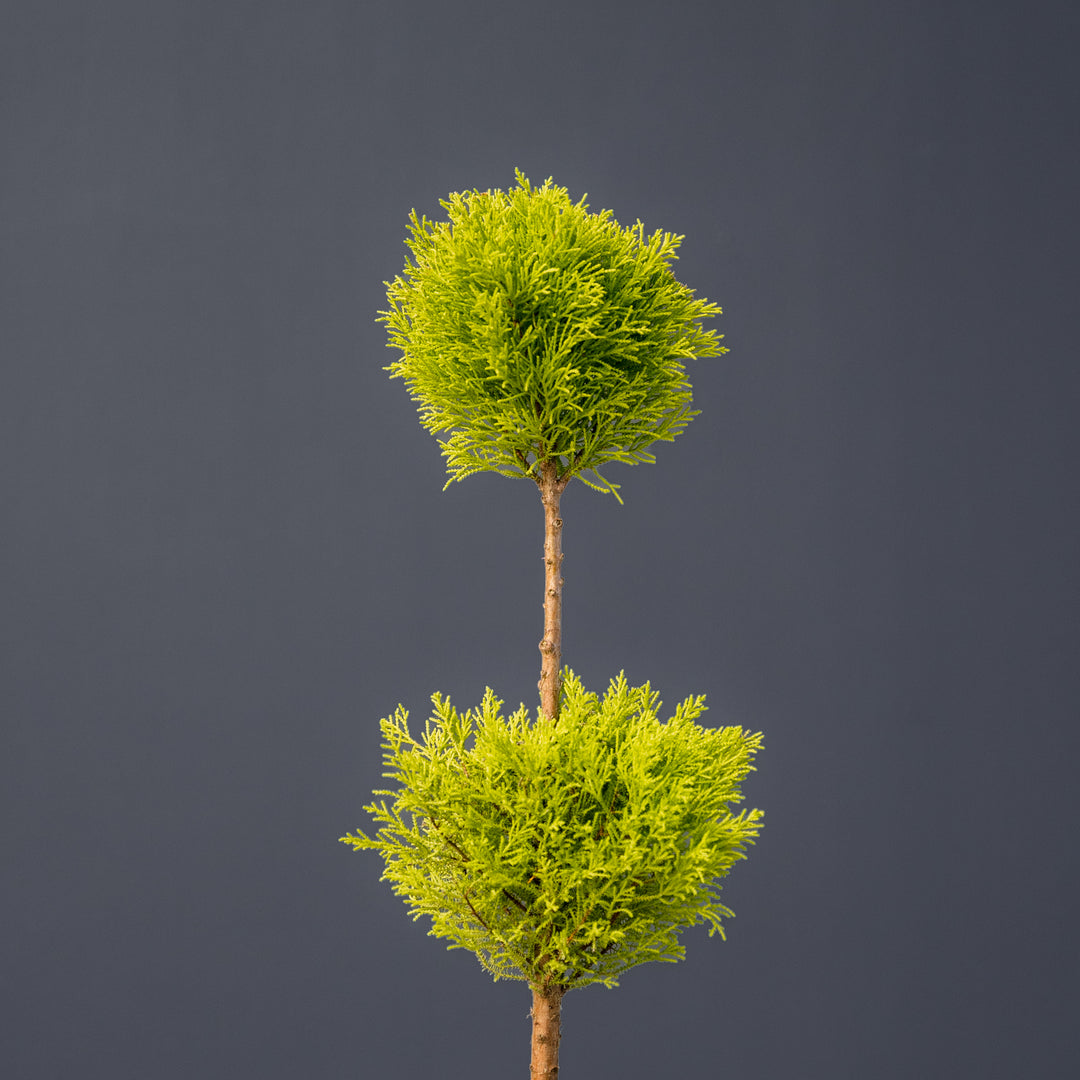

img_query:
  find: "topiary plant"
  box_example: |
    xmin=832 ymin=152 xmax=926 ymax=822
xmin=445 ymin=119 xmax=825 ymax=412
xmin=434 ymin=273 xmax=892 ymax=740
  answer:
xmin=342 ymin=171 xmax=762 ymax=1079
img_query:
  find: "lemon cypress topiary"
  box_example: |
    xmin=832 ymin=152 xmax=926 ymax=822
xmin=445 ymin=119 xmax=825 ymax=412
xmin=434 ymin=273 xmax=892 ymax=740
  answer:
xmin=346 ymin=172 xmax=761 ymax=1079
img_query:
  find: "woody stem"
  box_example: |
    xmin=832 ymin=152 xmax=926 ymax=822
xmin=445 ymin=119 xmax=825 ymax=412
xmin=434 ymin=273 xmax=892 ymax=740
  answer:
xmin=529 ymin=984 xmax=564 ymax=1080
xmin=536 ymin=459 xmax=568 ymax=722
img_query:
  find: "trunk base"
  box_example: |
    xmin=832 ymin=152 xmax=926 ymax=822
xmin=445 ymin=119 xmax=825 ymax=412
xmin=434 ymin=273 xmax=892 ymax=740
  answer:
xmin=530 ymin=984 xmax=565 ymax=1079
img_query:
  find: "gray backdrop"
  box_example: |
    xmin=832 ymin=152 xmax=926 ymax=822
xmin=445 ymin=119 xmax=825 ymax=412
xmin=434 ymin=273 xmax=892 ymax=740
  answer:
xmin=4 ymin=2 xmax=1078 ymax=1077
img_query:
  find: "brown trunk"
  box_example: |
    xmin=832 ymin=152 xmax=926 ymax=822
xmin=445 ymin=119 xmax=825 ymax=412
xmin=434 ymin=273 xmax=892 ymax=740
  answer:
xmin=532 ymin=458 xmax=570 ymax=1076
xmin=536 ymin=460 xmax=568 ymax=722
xmin=530 ymin=984 xmax=565 ymax=1079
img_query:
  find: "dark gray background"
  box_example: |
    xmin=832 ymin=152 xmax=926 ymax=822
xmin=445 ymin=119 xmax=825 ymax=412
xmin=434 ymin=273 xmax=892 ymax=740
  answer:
xmin=3 ymin=2 xmax=1078 ymax=1077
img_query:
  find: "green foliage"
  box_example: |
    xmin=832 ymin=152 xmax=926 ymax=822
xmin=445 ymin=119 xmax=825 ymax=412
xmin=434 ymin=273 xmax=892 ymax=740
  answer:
xmin=341 ymin=670 xmax=763 ymax=992
xmin=379 ymin=171 xmax=726 ymax=500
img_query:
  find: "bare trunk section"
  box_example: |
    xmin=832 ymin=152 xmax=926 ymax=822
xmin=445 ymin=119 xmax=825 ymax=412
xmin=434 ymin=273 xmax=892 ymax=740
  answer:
xmin=536 ymin=460 xmax=568 ymax=722
xmin=530 ymin=985 xmax=565 ymax=1079
xmin=532 ymin=458 xmax=570 ymax=1076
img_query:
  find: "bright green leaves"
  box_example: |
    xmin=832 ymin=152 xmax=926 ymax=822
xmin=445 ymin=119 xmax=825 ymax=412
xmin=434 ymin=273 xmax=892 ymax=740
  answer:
xmin=341 ymin=671 xmax=763 ymax=991
xmin=379 ymin=171 xmax=727 ymax=500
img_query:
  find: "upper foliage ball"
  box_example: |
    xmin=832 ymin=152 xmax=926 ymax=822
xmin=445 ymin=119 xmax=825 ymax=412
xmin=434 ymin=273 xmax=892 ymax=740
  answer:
xmin=380 ymin=170 xmax=726 ymax=499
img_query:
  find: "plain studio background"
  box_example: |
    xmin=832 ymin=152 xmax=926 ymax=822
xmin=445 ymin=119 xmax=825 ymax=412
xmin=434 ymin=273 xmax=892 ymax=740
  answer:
xmin=3 ymin=2 xmax=1077 ymax=1077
